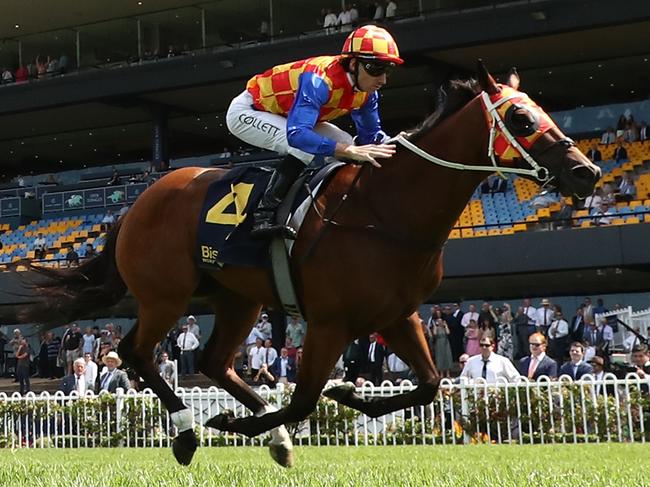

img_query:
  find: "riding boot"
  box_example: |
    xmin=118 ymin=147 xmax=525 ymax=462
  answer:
xmin=251 ymin=155 xmax=305 ymax=240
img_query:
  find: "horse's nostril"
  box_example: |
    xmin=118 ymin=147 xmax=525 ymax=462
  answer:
xmin=571 ymin=165 xmax=598 ymax=182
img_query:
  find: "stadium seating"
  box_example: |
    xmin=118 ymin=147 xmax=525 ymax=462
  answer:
xmin=0 ymin=214 xmax=107 ymax=269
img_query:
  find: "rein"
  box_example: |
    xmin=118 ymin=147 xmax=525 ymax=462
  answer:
xmin=394 ymin=91 xmax=574 ymax=187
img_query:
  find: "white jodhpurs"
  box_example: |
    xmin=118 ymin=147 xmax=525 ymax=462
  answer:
xmin=226 ymin=90 xmax=353 ymax=165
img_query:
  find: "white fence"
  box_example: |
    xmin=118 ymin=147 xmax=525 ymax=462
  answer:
xmin=0 ymin=375 xmax=648 ymax=449
xmin=595 ymin=306 xmax=648 ymax=350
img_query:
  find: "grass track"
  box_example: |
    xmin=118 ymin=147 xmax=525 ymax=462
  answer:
xmin=0 ymin=444 xmax=647 ymax=486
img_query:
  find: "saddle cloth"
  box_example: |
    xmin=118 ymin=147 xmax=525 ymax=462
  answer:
xmin=195 ymin=162 xmax=343 ymax=269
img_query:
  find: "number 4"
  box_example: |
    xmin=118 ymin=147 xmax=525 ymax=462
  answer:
xmin=205 ymin=182 xmax=254 ymax=225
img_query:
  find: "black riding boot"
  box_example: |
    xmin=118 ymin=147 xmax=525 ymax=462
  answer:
xmin=251 ymin=155 xmax=305 ymax=239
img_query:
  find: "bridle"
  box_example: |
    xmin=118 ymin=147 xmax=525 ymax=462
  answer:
xmin=394 ymin=89 xmax=576 ymax=185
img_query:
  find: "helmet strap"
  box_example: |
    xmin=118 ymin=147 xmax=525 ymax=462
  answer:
xmin=351 ymin=57 xmax=361 ymax=91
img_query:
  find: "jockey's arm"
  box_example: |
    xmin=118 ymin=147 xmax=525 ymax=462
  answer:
xmin=350 ymin=91 xmax=390 ymax=145
xmin=287 ymin=73 xmax=395 ymax=167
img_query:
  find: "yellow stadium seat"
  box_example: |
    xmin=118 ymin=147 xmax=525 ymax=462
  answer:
xmin=611 ymin=218 xmax=625 ymax=225
xmin=513 ymin=224 xmax=527 ymax=232
xmin=487 ymin=229 xmax=501 ymax=236
xmin=501 ymin=228 xmax=515 ymax=235
xmin=627 ymin=217 xmax=640 ymax=224
xmin=449 ymin=229 xmax=461 ymax=239
xmin=630 ymin=200 xmax=641 ymax=208
xmin=537 ymin=208 xmax=551 ymax=218
xmin=580 ymin=221 xmax=592 ymax=228
xmin=461 ymin=229 xmax=474 ymax=238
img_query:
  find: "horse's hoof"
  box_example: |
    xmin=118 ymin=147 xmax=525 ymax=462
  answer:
xmin=172 ymin=429 xmax=198 ymax=466
xmin=205 ymin=410 xmax=234 ymax=431
xmin=269 ymin=441 xmax=294 ymax=468
xmin=322 ymin=382 xmax=356 ymax=403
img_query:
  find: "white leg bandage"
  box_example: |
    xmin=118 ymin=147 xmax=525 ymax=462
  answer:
xmin=171 ymin=408 xmax=194 ymax=433
xmin=256 ymin=404 xmax=292 ymax=448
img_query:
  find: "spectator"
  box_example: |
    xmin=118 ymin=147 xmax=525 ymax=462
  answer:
xmin=600 ymin=127 xmax=616 ymax=145
xmin=349 ymin=3 xmax=359 ymax=26
xmin=460 ymin=337 xmax=520 ymax=383
xmin=593 ymin=298 xmax=608 ymax=316
xmin=256 ymin=313 xmax=272 ymax=341
xmin=589 ymin=356 xmax=614 ymax=397
xmin=478 ymin=302 xmax=496 ymax=328
xmin=46 ymin=57 xmax=60 ymax=76
xmin=176 ymin=324 xmax=199 ymax=378
xmin=84 ymin=243 xmax=96 ymax=259
xmin=461 ymin=304 xmax=479 ymax=328
xmin=517 ymin=332 xmax=558 ymax=380
xmin=496 ymin=304 xmax=514 ymax=360
xmin=254 ymin=339 xmax=278 ymax=385
xmin=158 ymin=351 xmax=176 ymax=388
xmin=59 ymin=53 xmax=69 ymax=73
xmin=596 ymin=316 xmax=614 ymax=354
xmin=15 ymin=65 xmax=28 ymax=83
xmin=590 ymin=202 xmax=614 ymax=226
xmin=1 ymin=67 xmax=14 ymax=84
xmin=259 ymin=20 xmax=269 ymax=41
xmin=373 ymin=1 xmax=384 ymax=20
xmin=46 ymin=332 xmax=61 ymax=378
xmin=513 ymin=306 xmax=531 ymax=359
xmin=442 ymin=303 xmax=464 ymax=362
xmin=84 ymin=352 xmax=98 ymax=390
xmin=118 ymin=203 xmax=129 ymax=218
xmin=248 ymin=338 xmax=264 ymax=380
xmin=365 ymin=332 xmax=386 ymax=385
xmin=586 ymin=142 xmax=601 ymax=163
xmin=336 ymin=5 xmax=352 ymax=32
xmin=615 ymin=173 xmax=636 ymax=202
xmin=66 ymin=244 xmax=79 ymax=267
xmin=271 ymin=347 xmax=296 ymax=384
xmin=286 ymin=316 xmax=305 ymax=348
xmin=186 ymin=315 xmax=201 ymax=371
xmin=97 ymin=351 xmax=131 ymax=393
xmin=343 ymin=339 xmax=363 ymax=382
xmin=639 ymin=122 xmax=648 ymax=142
xmin=432 ymin=318 xmax=453 ymax=378
xmin=62 ymin=324 xmax=83 ymax=375
xmin=15 ymin=338 xmax=31 ymax=395
xmin=583 ymin=188 xmax=602 ymax=211
xmin=464 ymin=320 xmax=480 ymax=356
xmin=623 ymin=326 xmax=643 ymax=354
xmin=33 ymin=232 xmax=47 ymax=260
xmin=547 ymin=308 xmax=570 ymax=360
xmin=631 ymin=344 xmax=650 ymax=378
xmin=323 ymin=9 xmax=338 ymax=34
xmin=60 ymin=358 xmax=88 ymax=395
xmin=613 ymin=140 xmax=628 ymax=162
xmin=35 ymin=55 xmax=48 ymax=79
xmin=102 ymin=210 xmax=116 ymax=231
xmin=559 ymin=342 xmax=592 ymax=380
xmin=81 ymin=326 xmax=96 ymax=357
xmin=37 ymin=332 xmax=50 ymax=378
xmin=107 ymin=169 xmax=120 ymax=186
xmin=624 ymin=117 xmax=638 ymax=142
xmin=385 ymin=0 xmax=397 ymax=19
xmin=569 ymin=307 xmax=586 ymax=343
xmin=385 ymin=351 xmax=410 ymax=383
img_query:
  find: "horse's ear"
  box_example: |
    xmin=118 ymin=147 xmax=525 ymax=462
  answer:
xmin=476 ymin=59 xmax=500 ymax=95
xmin=506 ymin=67 xmax=520 ymax=90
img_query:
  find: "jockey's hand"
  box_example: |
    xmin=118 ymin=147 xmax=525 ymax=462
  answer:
xmin=336 ymin=143 xmax=396 ymax=168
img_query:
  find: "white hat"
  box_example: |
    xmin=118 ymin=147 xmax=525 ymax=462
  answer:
xmin=187 ymin=315 xmax=196 ymax=322
xmin=261 ymin=313 xmax=269 ymax=319
xmin=13 ymin=328 xmax=20 ymax=334
xmin=102 ymin=351 xmax=122 ymax=367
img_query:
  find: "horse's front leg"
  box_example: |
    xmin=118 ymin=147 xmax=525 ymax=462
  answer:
xmin=323 ymin=312 xmax=440 ymax=417
xmin=206 ymin=322 xmax=348 ymax=438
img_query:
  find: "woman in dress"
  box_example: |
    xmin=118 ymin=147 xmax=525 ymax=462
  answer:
xmin=496 ymin=303 xmax=514 ymax=360
xmin=465 ymin=320 xmax=481 ymax=356
xmin=433 ymin=319 xmax=453 ymax=378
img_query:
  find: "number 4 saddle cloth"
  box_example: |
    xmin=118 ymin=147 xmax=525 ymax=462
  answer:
xmin=195 ymin=162 xmax=343 ymax=270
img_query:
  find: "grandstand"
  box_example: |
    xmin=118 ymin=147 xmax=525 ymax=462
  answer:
xmin=0 ymin=0 xmax=646 ymax=305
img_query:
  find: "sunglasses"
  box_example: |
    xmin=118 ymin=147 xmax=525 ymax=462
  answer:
xmin=479 ymin=344 xmax=491 ymax=348
xmin=361 ymin=61 xmax=395 ymax=77
xmin=529 ymin=342 xmax=542 ymax=347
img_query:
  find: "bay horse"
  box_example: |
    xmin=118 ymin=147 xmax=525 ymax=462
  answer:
xmin=25 ymin=64 xmax=599 ymax=467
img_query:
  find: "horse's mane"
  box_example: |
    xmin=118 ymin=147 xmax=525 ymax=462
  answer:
xmin=408 ymin=79 xmax=481 ymax=142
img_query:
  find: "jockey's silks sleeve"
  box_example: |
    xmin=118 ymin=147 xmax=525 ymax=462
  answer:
xmin=350 ymin=91 xmax=389 ymax=145
xmin=286 ymin=72 xmax=338 ymax=156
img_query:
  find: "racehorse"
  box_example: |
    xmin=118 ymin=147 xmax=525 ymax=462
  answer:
xmin=24 ymin=63 xmax=599 ymax=467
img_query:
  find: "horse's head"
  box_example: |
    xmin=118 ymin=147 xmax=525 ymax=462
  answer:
xmin=477 ymin=62 xmax=600 ymax=198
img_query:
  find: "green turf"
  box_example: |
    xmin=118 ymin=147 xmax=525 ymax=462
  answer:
xmin=0 ymin=444 xmax=647 ymax=486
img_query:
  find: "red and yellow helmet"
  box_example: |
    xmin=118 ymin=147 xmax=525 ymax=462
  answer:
xmin=341 ymin=25 xmax=404 ymax=65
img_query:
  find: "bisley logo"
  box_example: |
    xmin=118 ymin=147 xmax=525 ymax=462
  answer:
xmin=201 ymin=245 xmax=219 ymax=264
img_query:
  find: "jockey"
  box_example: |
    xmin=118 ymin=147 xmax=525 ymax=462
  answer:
xmin=226 ymin=24 xmax=402 ymax=239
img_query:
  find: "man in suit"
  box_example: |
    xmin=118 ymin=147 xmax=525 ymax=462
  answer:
xmin=632 ymin=344 xmax=650 ymax=377
xmin=342 ymin=339 xmax=364 ymax=383
xmin=586 ymin=142 xmax=602 ymax=163
xmin=613 ymin=140 xmax=628 ymax=162
xmin=60 ymin=357 xmax=89 ymax=395
xmin=589 ymin=356 xmax=615 ymax=397
xmin=444 ymin=303 xmax=465 ymax=362
xmin=270 ymin=347 xmax=296 ymax=384
xmin=365 ymin=333 xmax=386 ymax=385
xmin=559 ymin=342 xmax=592 ymax=380
xmin=517 ymin=332 xmax=558 ymax=380
xmin=570 ymin=307 xmax=586 ymax=343
xmin=96 ymin=351 xmax=131 ymax=393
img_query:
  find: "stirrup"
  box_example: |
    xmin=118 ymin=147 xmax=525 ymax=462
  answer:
xmin=251 ymin=221 xmax=297 ymax=240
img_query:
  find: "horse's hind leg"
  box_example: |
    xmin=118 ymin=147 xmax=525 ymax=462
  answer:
xmin=200 ymin=287 xmax=293 ymax=467
xmin=323 ymin=312 xmax=440 ymax=417
xmin=118 ymin=302 xmax=198 ymax=466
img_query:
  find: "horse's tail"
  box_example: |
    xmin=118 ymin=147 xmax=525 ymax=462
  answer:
xmin=21 ymin=219 xmax=127 ymax=328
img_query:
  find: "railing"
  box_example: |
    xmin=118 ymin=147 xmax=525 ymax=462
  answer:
xmin=0 ymin=375 xmax=648 ymax=448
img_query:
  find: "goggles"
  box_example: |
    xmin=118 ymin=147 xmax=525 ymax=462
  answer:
xmin=361 ymin=60 xmax=395 ymax=77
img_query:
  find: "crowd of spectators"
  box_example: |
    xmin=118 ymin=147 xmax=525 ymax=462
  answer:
xmin=0 ymin=321 xmax=139 ymax=395
xmin=321 ymin=1 xmax=398 ymax=34
xmin=1 ymin=53 xmax=69 ymax=86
